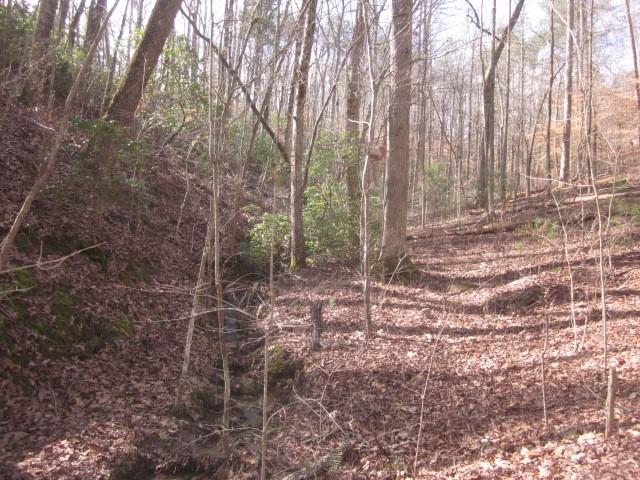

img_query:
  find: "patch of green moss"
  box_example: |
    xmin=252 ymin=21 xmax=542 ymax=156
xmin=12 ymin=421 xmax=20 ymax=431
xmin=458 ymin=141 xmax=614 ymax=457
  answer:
xmin=107 ymin=313 xmax=133 ymax=336
xmin=612 ymin=197 xmax=640 ymax=225
xmin=12 ymin=232 xmax=112 ymax=270
xmin=21 ymin=289 xmax=131 ymax=356
xmin=2 ymin=290 xmax=29 ymax=320
xmin=13 ymin=269 xmax=34 ymax=290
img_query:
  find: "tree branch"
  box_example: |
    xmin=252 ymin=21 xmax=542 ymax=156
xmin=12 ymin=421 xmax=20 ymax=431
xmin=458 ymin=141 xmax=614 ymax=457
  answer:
xmin=180 ymin=7 xmax=290 ymax=164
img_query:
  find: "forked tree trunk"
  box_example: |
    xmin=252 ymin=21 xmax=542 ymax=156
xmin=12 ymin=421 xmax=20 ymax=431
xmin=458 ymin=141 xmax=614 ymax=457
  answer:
xmin=31 ymin=0 xmax=59 ymax=99
xmin=67 ymin=0 xmax=87 ymax=50
xmin=57 ymin=0 xmax=69 ymax=35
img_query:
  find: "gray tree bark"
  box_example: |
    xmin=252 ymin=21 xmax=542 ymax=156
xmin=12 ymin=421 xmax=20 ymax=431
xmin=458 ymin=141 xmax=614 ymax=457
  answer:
xmin=345 ymin=1 xmax=365 ymax=212
xmin=476 ymin=0 xmax=525 ymax=209
xmin=546 ymin=0 xmax=555 ymax=193
xmin=625 ymin=0 xmax=640 ymax=146
xmin=560 ymin=0 xmax=574 ymax=182
xmin=289 ymin=0 xmax=318 ymax=269
xmin=33 ymin=0 xmax=58 ymax=49
xmin=380 ymin=0 xmax=412 ymax=267
xmin=105 ymin=0 xmax=184 ymax=126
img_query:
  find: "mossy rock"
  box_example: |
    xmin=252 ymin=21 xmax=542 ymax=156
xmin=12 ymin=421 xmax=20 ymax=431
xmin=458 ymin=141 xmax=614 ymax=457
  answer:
xmin=235 ymin=376 xmax=262 ymax=396
xmin=267 ymin=345 xmax=304 ymax=384
xmin=191 ymin=388 xmax=220 ymax=411
xmin=374 ymin=253 xmax=418 ymax=282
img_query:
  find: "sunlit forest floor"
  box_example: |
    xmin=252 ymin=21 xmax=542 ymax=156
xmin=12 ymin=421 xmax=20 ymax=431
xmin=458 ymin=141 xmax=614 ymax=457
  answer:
xmin=272 ymin=190 xmax=640 ymax=478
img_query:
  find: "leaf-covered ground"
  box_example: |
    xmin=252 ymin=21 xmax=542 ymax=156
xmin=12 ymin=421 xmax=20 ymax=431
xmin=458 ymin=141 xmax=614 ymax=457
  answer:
xmin=269 ymin=185 xmax=640 ymax=479
xmin=2 ymin=94 xmax=640 ymax=479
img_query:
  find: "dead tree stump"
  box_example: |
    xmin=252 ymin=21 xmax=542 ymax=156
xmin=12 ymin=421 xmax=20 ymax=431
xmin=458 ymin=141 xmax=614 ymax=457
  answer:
xmin=310 ymin=301 xmax=323 ymax=351
xmin=605 ymin=367 xmax=617 ymax=438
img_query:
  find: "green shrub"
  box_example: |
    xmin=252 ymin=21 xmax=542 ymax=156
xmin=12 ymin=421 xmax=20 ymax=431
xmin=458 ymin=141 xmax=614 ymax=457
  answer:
xmin=303 ymin=184 xmax=358 ymax=262
xmin=611 ymin=196 xmax=640 ymax=225
xmin=244 ymin=208 xmax=290 ymax=269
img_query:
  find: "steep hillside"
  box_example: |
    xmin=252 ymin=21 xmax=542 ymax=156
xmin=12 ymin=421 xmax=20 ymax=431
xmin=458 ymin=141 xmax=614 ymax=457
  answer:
xmin=0 ymin=93 xmax=234 ymax=478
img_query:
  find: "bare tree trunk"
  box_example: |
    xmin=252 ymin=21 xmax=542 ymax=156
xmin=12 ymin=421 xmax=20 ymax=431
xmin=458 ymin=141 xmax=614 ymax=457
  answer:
xmin=84 ymin=0 xmax=106 ymax=51
xmin=0 ymin=3 xmax=117 ymax=272
xmin=57 ymin=0 xmax=69 ymax=34
xmin=33 ymin=0 xmax=58 ymax=49
xmin=499 ymin=0 xmax=512 ymax=205
xmin=67 ymin=0 xmax=86 ymax=50
xmin=526 ymin=90 xmax=551 ymax=196
xmin=102 ymin=0 xmax=131 ymax=114
xmin=214 ymin=0 xmax=234 ymax=453
xmin=31 ymin=0 xmax=59 ymax=99
xmin=472 ymin=0 xmax=524 ymax=209
xmin=546 ymin=0 xmax=555 ymax=193
xmin=560 ymin=0 xmax=574 ymax=182
xmin=105 ymin=0 xmax=184 ymax=126
xmin=289 ymin=0 xmax=318 ymax=269
xmin=361 ymin=0 xmax=376 ymax=340
xmin=625 ymin=0 xmax=640 ymax=146
xmin=380 ymin=0 xmax=412 ymax=270
xmin=345 ymin=1 xmax=365 ymax=212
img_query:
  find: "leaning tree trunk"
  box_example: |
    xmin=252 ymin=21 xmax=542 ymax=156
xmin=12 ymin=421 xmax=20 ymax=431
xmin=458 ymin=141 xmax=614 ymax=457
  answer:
xmin=105 ymin=0 xmax=184 ymax=126
xmin=560 ymin=0 xmax=575 ymax=182
xmin=380 ymin=0 xmax=412 ymax=272
xmin=289 ymin=0 xmax=318 ymax=269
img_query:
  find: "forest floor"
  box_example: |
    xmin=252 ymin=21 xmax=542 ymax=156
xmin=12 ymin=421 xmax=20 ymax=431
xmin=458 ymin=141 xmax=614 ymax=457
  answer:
xmin=271 ymin=190 xmax=640 ymax=479
xmin=2 ymin=94 xmax=640 ymax=479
